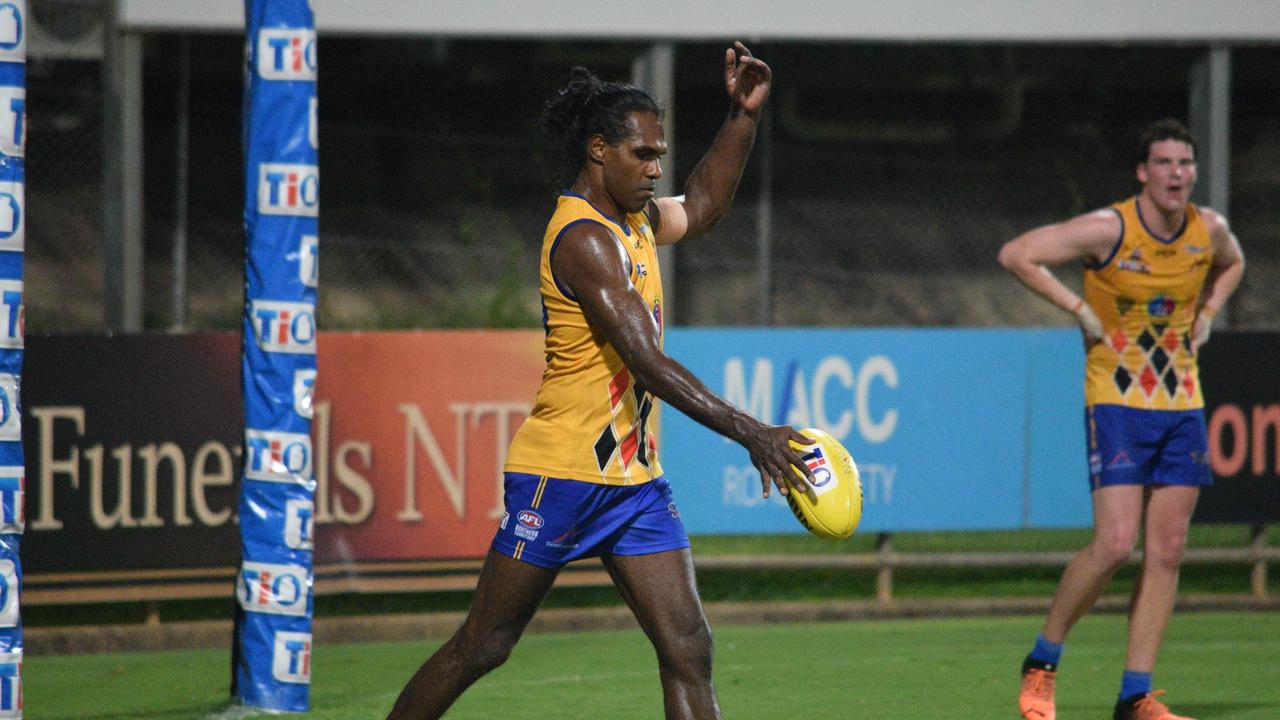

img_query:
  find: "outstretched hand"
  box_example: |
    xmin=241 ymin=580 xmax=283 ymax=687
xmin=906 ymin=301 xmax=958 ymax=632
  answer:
xmin=724 ymin=41 xmax=772 ymax=118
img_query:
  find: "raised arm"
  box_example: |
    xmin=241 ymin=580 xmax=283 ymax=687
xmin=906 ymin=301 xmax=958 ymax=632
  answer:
xmin=553 ymin=221 xmax=812 ymax=496
xmin=650 ymin=41 xmax=772 ymax=245
xmin=997 ymin=209 xmax=1122 ymax=345
xmin=1191 ymin=208 xmax=1245 ymax=350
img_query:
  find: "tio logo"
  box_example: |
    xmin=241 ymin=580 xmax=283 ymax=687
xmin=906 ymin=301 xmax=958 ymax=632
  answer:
xmin=0 ymin=374 xmax=18 ymax=441
xmin=0 ymin=88 xmax=22 ymax=158
xmin=0 ymin=468 xmax=21 ymax=534
xmin=245 ymin=428 xmax=313 ymax=484
xmin=272 ymin=631 xmax=312 ymax=684
xmin=293 ymin=368 xmax=317 ymax=419
xmin=251 ymin=300 xmax=316 ymax=354
xmin=258 ymin=163 xmax=319 ymax=217
xmin=0 ymin=2 xmax=23 ymax=58
xmin=299 ymin=234 xmax=319 ymax=288
xmin=0 ymin=280 xmax=22 ymax=350
xmin=0 ymin=654 xmax=18 ymax=717
xmin=238 ymin=561 xmax=309 ymax=617
xmin=258 ymin=29 xmax=317 ymax=81
xmin=0 ymin=182 xmax=23 ymax=252
xmin=0 ymin=559 xmax=17 ymax=628
xmin=285 ymin=498 xmax=314 ymax=550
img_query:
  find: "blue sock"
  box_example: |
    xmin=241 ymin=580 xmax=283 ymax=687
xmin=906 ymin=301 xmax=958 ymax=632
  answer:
xmin=1119 ymin=670 xmax=1153 ymax=701
xmin=1028 ymin=634 xmax=1063 ymax=668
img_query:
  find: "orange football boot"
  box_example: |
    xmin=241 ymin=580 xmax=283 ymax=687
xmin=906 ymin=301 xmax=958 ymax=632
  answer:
xmin=1018 ymin=667 xmax=1056 ymax=720
xmin=1114 ymin=690 xmax=1195 ymax=720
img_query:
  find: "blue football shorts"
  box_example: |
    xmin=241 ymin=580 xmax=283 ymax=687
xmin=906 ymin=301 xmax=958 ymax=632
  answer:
xmin=492 ymin=473 xmax=691 ymax=569
xmin=1086 ymin=404 xmax=1212 ymax=490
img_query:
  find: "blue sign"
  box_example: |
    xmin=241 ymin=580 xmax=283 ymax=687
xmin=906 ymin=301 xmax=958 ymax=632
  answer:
xmin=661 ymin=328 xmax=1091 ymax=534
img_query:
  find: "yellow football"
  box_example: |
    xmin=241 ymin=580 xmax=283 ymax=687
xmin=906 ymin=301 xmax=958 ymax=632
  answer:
xmin=783 ymin=428 xmax=863 ymax=540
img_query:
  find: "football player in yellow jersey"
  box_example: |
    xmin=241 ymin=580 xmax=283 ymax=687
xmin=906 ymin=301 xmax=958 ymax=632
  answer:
xmin=999 ymin=119 xmax=1244 ymax=720
xmin=387 ymin=42 xmax=815 ymax=720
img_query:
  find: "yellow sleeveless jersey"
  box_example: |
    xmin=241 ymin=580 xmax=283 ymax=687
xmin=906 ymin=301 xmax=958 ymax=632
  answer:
xmin=1083 ymin=197 xmax=1214 ymax=409
xmin=505 ymin=193 xmax=665 ymax=485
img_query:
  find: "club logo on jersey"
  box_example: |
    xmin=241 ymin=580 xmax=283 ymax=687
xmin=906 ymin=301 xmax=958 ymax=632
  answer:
xmin=1116 ymin=249 xmax=1150 ymax=274
xmin=272 ymin=631 xmax=313 ymax=684
xmin=1185 ymin=244 xmax=1205 ymax=254
xmin=0 ymin=182 xmax=23 ymax=252
xmin=0 ymin=468 xmax=21 ymax=534
xmin=293 ymin=368 xmax=317 ymax=419
xmin=0 ymin=652 xmax=19 ymax=717
xmin=245 ymin=429 xmax=313 ymax=483
xmin=1147 ymin=295 xmax=1175 ymax=318
xmin=0 ymin=88 xmax=23 ymax=159
xmin=251 ymin=300 xmax=316 ymax=354
xmin=0 ymin=280 xmax=22 ymax=349
xmin=258 ymin=163 xmax=319 ymax=217
xmin=285 ymin=498 xmax=315 ymax=550
xmin=0 ymin=2 xmax=25 ymax=60
xmin=238 ymin=561 xmax=309 ymax=616
xmin=514 ymin=510 xmax=543 ymax=541
xmin=257 ymin=29 xmax=317 ymax=81
xmin=0 ymin=374 xmax=18 ymax=441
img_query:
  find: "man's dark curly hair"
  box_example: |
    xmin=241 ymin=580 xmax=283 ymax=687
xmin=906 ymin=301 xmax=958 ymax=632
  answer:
xmin=539 ymin=67 xmax=664 ymax=188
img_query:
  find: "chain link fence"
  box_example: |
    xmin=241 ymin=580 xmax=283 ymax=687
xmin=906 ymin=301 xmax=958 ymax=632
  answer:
xmin=24 ymin=23 xmax=1280 ymax=333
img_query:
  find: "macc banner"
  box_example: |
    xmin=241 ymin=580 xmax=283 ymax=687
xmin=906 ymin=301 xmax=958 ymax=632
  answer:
xmin=659 ymin=328 xmax=1090 ymax=533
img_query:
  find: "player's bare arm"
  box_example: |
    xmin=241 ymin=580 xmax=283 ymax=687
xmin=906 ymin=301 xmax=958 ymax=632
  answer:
xmin=1190 ymin=208 xmax=1246 ymax=349
xmin=998 ymin=209 xmax=1122 ymax=344
xmin=650 ymin=41 xmax=772 ymax=245
xmin=553 ymin=221 xmax=812 ymax=497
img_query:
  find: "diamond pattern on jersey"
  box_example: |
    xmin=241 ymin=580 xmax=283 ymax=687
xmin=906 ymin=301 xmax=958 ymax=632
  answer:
xmin=1113 ymin=366 xmax=1133 ymax=394
xmin=594 ymin=426 xmax=618 ymax=471
xmin=1162 ymin=367 xmax=1179 ymax=397
xmin=1137 ymin=329 xmax=1157 ymax=353
xmin=1150 ymin=347 xmax=1170 ymax=375
xmin=1139 ymin=366 xmax=1158 ymax=397
xmin=1111 ymin=329 xmax=1129 ymax=352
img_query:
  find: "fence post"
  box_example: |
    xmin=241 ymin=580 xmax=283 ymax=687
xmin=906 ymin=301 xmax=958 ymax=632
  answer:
xmin=875 ymin=533 xmax=893 ymax=604
xmin=1250 ymin=524 xmax=1268 ymax=599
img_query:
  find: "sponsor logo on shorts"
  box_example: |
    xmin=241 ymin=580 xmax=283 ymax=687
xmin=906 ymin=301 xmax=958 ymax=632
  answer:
xmin=667 ymin=502 xmax=680 ymax=519
xmin=1107 ymin=451 xmax=1135 ymax=470
xmin=500 ymin=511 xmax=509 ymax=530
xmin=546 ymin=525 xmax=580 ymax=549
xmin=515 ymin=510 xmax=543 ymax=541
xmin=1089 ymin=452 xmax=1103 ymax=475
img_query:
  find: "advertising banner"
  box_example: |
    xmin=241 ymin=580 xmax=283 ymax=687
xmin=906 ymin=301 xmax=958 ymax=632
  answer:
xmin=1194 ymin=332 xmax=1280 ymax=523
xmin=659 ymin=328 xmax=1090 ymax=533
xmin=12 ymin=329 xmax=1269 ymax=603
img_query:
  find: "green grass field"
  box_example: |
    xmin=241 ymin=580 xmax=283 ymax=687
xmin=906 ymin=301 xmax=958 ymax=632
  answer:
xmin=25 ymin=611 xmax=1280 ymax=719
